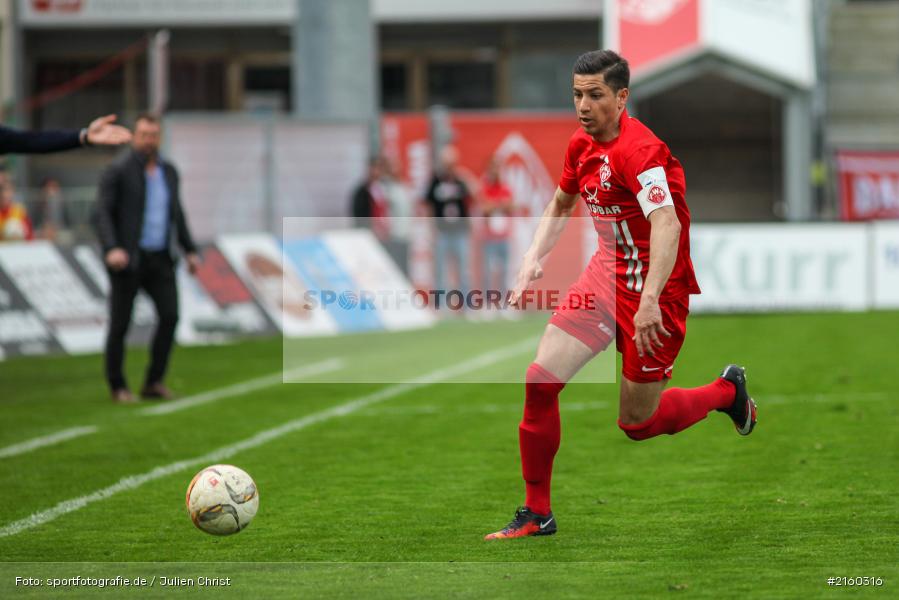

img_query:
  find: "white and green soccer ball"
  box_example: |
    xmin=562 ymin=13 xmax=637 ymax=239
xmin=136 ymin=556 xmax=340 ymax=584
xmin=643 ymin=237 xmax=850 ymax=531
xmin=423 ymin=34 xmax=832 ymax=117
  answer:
xmin=186 ymin=464 xmax=259 ymax=535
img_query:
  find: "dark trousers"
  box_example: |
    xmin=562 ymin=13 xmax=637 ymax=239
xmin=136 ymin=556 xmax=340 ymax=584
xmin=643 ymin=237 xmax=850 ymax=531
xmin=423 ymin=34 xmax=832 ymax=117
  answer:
xmin=105 ymin=250 xmax=179 ymax=391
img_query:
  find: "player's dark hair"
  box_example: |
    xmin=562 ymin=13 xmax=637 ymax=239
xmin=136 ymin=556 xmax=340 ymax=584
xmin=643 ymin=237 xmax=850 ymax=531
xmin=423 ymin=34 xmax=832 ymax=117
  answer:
xmin=573 ymin=50 xmax=630 ymax=92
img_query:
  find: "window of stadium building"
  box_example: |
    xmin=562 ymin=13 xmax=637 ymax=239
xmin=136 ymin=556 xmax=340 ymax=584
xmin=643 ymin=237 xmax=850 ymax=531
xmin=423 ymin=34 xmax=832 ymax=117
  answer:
xmin=243 ymin=66 xmax=292 ymax=112
xmin=169 ymin=59 xmax=226 ymax=111
xmin=380 ymin=63 xmax=408 ymax=110
xmin=427 ymin=62 xmax=496 ymax=109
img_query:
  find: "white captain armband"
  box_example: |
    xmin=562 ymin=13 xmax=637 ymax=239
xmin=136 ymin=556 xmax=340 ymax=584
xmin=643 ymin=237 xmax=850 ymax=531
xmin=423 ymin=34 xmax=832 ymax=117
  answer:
xmin=635 ymin=166 xmax=674 ymax=218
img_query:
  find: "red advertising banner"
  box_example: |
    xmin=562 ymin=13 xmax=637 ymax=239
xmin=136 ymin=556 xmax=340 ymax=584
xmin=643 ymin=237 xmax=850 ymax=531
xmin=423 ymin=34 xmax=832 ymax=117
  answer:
xmin=608 ymin=0 xmax=700 ymax=78
xmin=380 ymin=112 xmax=589 ymax=297
xmin=836 ymin=150 xmax=899 ymax=221
xmin=450 ymin=113 xmax=575 ymax=216
xmin=382 ymin=112 xmax=577 ymax=214
xmin=381 ymin=113 xmax=431 ymax=197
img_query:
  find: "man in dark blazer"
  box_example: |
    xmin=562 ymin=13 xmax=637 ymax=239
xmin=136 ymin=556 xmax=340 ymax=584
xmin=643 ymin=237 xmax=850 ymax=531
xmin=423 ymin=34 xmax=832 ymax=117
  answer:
xmin=0 ymin=114 xmax=132 ymax=155
xmin=95 ymin=113 xmax=200 ymax=403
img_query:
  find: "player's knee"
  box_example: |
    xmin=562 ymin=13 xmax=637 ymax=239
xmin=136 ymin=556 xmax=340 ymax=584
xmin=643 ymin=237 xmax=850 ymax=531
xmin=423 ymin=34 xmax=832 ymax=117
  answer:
xmin=617 ymin=405 xmax=657 ymax=440
xmin=618 ymin=419 xmax=652 ymax=441
xmin=525 ymin=363 xmax=563 ymax=386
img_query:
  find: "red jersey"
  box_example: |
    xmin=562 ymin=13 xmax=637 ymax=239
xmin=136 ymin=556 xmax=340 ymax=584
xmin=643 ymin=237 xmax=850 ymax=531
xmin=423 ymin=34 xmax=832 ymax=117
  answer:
xmin=479 ymin=179 xmax=514 ymax=241
xmin=558 ymin=108 xmax=700 ymax=300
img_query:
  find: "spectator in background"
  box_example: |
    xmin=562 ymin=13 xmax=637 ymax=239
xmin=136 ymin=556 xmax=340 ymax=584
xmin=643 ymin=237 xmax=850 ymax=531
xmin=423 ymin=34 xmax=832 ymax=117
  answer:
xmin=426 ymin=145 xmax=471 ymax=306
xmin=95 ymin=113 xmax=200 ymax=404
xmin=0 ymin=174 xmax=34 ymax=242
xmin=32 ymin=177 xmax=69 ymax=241
xmin=351 ymin=157 xmax=390 ymax=242
xmin=478 ymin=158 xmax=515 ymax=309
xmin=0 ymin=114 xmax=132 ymax=155
xmin=381 ymin=157 xmax=415 ymax=275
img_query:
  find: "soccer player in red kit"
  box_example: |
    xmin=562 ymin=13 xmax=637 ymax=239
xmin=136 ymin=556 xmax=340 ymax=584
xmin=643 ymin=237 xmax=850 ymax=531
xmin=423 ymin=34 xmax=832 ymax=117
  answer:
xmin=485 ymin=50 xmax=757 ymax=540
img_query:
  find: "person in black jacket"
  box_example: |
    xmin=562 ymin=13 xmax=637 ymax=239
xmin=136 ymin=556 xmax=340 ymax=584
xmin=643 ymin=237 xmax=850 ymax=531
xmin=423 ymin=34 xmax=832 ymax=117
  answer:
xmin=0 ymin=114 xmax=132 ymax=155
xmin=95 ymin=113 xmax=199 ymax=403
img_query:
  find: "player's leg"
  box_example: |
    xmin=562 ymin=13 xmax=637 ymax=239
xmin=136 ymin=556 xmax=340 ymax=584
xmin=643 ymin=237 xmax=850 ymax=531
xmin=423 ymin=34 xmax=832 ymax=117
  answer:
xmin=522 ymin=323 xmax=597 ymax=506
xmin=617 ymin=372 xmax=755 ymax=439
xmin=485 ymin=324 xmax=597 ymax=540
xmin=618 ymin=378 xmax=667 ymax=425
xmin=616 ymin=296 xmax=756 ymax=440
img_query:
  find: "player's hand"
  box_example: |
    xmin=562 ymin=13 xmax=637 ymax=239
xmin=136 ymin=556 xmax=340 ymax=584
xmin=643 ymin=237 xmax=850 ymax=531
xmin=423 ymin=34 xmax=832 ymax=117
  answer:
xmin=508 ymin=252 xmax=543 ymax=307
xmin=186 ymin=252 xmax=202 ymax=275
xmin=632 ymin=295 xmax=670 ymax=358
xmin=105 ymin=247 xmax=129 ymax=271
xmin=86 ymin=114 xmax=132 ymax=146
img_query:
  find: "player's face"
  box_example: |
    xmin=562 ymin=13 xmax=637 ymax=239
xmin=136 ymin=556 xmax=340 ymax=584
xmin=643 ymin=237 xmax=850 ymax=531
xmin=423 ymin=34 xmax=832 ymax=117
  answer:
xmin=573 ymin=74 xmax=628 ymax=142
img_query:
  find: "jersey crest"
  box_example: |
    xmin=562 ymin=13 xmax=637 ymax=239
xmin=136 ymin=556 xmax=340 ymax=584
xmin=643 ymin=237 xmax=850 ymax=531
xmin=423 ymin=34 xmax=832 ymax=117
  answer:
xmin=599 ymin=155 xmax=612 ymax=190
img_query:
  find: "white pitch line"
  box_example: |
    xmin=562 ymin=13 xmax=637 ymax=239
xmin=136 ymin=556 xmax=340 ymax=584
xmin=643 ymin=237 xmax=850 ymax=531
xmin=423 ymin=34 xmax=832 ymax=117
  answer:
xmin=0 ymin=426 xmax=98 ymax=460
xmin=0 ymin=338 xmax=537 ymax=539
xmin=140 ymin=358 xmax=345 ymax=416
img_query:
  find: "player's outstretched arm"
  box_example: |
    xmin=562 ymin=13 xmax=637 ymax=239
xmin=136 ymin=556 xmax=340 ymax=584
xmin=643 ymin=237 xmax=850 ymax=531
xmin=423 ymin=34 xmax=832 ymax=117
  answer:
xmin=509 ymin=186 xmax=579 ymax=306
xmin=632 ymin=206 xmax=681 ymax=357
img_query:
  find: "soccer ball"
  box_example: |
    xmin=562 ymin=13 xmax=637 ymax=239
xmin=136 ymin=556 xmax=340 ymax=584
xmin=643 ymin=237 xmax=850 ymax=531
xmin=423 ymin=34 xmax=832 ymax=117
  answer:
xmin=186 ymin=464 xmax=259 ymax=535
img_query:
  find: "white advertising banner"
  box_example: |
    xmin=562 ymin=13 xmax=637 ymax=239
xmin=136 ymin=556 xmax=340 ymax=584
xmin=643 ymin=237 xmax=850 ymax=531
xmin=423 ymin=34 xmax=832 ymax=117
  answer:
xmin=216 ymin=233 xmax=338 ymax=337
xmin=0 ymin=242 xmax=107 ymax=353
xmin=320 ymin=229 xmax=435 ymax=331
xmin=702 ymin=0 xmax=815 ymax=89
xmin=605 ymin=0 xmax=815 ymax=89
xmin=872 ymin=222 xmax=899 ymax=309
xmin=690 ymin=224 xmax=868 ymax=312
xmin=0 ymin=257 xmax=60 ymax=361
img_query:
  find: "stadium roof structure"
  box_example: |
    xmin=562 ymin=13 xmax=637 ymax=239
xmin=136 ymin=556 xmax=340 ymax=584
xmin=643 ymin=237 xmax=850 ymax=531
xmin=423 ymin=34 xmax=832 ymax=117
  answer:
xmin=604 ymin=0 xmax=818 ymax=221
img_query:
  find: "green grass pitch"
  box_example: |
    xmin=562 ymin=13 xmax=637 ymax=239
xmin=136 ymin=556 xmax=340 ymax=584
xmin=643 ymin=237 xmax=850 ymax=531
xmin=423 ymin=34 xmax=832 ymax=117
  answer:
xmin=1 ymin=311 xmax=897 ymax=598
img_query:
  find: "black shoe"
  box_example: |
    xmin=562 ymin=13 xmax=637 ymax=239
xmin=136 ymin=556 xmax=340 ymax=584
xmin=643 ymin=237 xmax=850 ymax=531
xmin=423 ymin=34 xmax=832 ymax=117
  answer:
xmin=717 ymin=365 xmax=757 ymax=435
xmin=140 ymin=382 xmax=175 ymax=400
xmin=111 ymin=388 xmax=137 ymax=404
xmin=484 ymin=506 xmax=556 ymax=540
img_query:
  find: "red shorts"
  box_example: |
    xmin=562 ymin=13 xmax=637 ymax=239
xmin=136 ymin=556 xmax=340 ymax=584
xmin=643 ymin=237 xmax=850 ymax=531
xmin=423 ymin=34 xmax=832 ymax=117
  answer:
xmin=548 ymin=267 xmax=690 ymax=383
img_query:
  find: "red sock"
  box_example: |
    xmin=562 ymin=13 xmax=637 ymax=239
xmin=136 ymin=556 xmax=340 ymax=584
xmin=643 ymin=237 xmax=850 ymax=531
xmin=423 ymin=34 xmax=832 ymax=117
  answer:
xmin=618 ymin=379 xmax=734 ymax=441
xmin=519 ymin=363 xmax=564 ymax=515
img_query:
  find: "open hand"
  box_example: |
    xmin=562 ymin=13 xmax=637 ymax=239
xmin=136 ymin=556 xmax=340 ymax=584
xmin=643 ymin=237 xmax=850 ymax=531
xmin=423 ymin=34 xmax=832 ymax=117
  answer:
xmin=105 ymin=247 xmax=129 ymax=271
xmin=632 ymin=296 xmax=671 ymax=358
xmin=508 ymin=253 xmax=543 ymax=307
xmin=186 ymin=252 xmax=202 ymax=275
xmin=87 ymin=115 xmax=132 ymax=146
